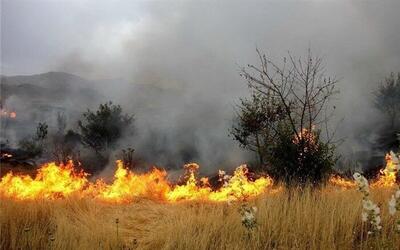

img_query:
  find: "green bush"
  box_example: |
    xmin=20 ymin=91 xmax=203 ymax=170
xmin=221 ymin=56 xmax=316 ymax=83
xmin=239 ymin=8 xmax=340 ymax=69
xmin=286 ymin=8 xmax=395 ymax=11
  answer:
xmin=266 ymin=124 xmax=337 ymax=187
xmin=78 ymin=102 xmax=134 ymax=154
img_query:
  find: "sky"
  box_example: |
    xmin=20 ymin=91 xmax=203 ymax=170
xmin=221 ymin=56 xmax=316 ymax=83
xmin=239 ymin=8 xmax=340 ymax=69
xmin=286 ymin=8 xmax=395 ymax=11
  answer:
xmin=1 ymin=0 xmax=400 ymax=170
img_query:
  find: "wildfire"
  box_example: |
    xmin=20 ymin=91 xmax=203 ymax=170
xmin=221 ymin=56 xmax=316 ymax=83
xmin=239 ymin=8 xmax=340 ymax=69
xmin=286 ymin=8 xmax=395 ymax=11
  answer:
xmin=371 ymin=152 xmax=399 ymax=188
xmin=0 ymin=161 xmax=88 ymax=200
xmin=328 ymin=151 xmax=399 ymax=189
xmin=0 ymin=160 xmax=273 ymax=203
xmin=88 ymin=160 xmax=171 ymax=203
xmin=166 ymin=163 xmax=273 ymax=202
xmin=328 ymin=175 xmax=357 ymax=189
xmin=1 ymin=151 xmax=398 ymax=202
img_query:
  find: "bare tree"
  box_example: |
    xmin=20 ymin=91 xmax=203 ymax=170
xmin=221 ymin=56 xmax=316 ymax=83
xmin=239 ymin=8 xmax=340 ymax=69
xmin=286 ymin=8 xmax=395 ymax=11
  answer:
xmin=240 ymin=48 xmax=339 ymax=142
xmin=373 ymin=72 xmax=400 ymax=151
xmin=237 ymin=48 xmax=339 ymax=186
xmin=374 ymin=72 xmax=400 ymax=128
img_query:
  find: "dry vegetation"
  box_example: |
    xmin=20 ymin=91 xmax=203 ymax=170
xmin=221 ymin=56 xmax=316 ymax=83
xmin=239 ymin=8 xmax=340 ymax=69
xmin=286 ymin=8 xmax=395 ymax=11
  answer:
xmin=1 ymin=187 xmax=400 ymax=250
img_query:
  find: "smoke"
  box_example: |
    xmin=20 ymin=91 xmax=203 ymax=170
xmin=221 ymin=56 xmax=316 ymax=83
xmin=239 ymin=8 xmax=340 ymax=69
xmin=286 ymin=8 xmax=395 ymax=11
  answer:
xmin=2 ymin=0 xmax=400 ymax=171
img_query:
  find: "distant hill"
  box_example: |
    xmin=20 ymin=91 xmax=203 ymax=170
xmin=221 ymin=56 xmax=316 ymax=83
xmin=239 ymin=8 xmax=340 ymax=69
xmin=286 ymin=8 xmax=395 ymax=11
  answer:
xmin=0 ymin=72 xmax=106 ymax=142
xmin=0 ymin=71 xmax=102 ymax=106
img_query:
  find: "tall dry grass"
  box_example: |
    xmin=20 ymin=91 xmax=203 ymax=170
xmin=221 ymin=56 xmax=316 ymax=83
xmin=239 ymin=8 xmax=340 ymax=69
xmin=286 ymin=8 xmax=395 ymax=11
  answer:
xmin=1 ymin=187 xmax=399 ymax=250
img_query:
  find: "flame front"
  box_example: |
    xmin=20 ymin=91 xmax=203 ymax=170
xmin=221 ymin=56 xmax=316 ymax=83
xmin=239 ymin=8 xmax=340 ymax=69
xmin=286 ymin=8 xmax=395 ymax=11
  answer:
xmin=1 ymin=151 xmax=398 ymax=201
xmin=0 ymin=161 xmax=88 ymax=199
xmin=166 ymin=163 xmax=273 ymax=202
xmin=88 ymin=160 xmax=171 ymax=202
xmin=328 ymin=152 xmax=399 ymax=189
xmin=0 ymin=161 xmax=273 ymax=203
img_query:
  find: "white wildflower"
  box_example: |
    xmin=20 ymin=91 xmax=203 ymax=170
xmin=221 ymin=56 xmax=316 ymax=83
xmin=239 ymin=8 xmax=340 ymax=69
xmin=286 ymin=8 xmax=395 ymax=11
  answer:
xmin=396 ymin=190 xmax=400 ymax=199
xmin=374 ymin=216 xmax=381 ymax=225
xmin=362 ymin=200 xmax=374 ymax=210
xmin=373 ymin=205 xmax=380 ymax=215
xmin=390 ymin=151 xmax=399 ymax=164
xmin=388 ymin=187 xmax=400 ymax=233
xmin=389 ymin=196 xmax=397 ymax=215
xmin=354 ymin=172 xmax=382 ymax=233
xmin=239 ymin=204 xmax=257 ymax=232
xmin=361 ymin=212 xmax=368 ymax=222
xmin=353 ymin=173 xmax=362 ymax=181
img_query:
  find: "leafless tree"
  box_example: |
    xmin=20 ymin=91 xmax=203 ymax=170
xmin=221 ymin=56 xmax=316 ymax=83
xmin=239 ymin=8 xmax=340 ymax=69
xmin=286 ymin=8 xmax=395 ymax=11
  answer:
xmin=374 ymin=72 xmax=400 ymax=128
xmin=236 ymin=49 xmax=340 ymax=186
xmin=240 ymin=48 xmax=339 ymax=142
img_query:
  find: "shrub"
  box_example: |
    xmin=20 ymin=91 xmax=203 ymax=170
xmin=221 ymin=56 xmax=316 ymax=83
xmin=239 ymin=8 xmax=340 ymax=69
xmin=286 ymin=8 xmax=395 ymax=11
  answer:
xmin=78 ymin=102 xmax=134 ymax=154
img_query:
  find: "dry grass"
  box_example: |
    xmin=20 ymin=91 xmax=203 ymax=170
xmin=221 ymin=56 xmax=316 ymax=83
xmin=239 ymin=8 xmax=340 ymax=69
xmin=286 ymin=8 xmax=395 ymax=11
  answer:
xmin=1 ymin=187 xmax=400 ymax=250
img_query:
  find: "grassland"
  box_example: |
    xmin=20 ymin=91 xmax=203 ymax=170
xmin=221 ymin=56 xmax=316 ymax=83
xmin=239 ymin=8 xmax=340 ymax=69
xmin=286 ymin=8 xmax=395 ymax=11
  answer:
xmin=1 ymin=187 xmax=399 ymax=250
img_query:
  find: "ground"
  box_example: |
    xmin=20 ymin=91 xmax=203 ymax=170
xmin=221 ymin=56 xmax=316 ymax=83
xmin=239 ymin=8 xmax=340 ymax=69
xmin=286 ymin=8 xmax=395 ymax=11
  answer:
xmin=1 ymin=187 xmax=399 ymax=250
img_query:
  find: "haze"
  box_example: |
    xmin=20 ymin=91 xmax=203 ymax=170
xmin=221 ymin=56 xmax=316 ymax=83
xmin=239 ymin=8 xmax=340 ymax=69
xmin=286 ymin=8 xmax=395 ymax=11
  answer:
xmin=2 ymin=0 xmax=400 ymax=172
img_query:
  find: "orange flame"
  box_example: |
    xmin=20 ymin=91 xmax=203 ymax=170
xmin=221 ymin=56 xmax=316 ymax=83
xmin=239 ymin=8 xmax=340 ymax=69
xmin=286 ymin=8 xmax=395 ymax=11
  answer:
xmin=0 ymin=161 xmax=273 ymax=203
xmin=87 ymin=160 xmax=171 ymax=203
xmin=1 ymin=152 xmax=397 ymax=201
xmin=0 ymin=109 xmax=16 ymax=119
xmin=328 ymin=175 xmax=357 ymax=189
xmin=0 ymin=161 xmax=88 ymax=200
xmin=371 ymin=153 xmax=399 ymax=188
xmin=293 ymin=127 xmax=316 ymax=145
xmin=328 ymin=152 xmax=399 ymax=189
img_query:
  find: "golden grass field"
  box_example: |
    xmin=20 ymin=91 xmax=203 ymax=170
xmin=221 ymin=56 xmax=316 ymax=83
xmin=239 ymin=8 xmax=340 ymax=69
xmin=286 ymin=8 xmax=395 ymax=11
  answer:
xmin=1 ymin=187 xmax=400 ymax=250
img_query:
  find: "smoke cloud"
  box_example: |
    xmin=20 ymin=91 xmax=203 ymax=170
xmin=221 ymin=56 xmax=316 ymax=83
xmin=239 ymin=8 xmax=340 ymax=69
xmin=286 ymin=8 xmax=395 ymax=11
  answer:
xmin=2 ymin=0 xmax=400 ymax=172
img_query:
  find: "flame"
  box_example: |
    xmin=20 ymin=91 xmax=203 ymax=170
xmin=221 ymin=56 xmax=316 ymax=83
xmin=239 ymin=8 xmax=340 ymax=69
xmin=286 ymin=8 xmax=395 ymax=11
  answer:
xmin=88 ymin=160 xmax=171 ymax=203
xmin=165 ymin=163 xmax=273 ymax=202
xmin=0 ymin=161 xmax=88 ymax=200
xmin=328 ymin=152 xmax=399 ymax=189
xmin=1 ymin=151 xmax=397 ymax=201
xmin=1 ymin=153 xmax=13 ymax=159
xmin=0 ymin=161 xmax=273 ymax=203
xmin=328 ymin=175 xmax=357 ymax=189
xmin=0 ymin=109 xmax=16 ymax=119
xmin=293 ymin=127 xmax=316 ymax=145
xmin=371 ymin=153 xmax=399 ymax=188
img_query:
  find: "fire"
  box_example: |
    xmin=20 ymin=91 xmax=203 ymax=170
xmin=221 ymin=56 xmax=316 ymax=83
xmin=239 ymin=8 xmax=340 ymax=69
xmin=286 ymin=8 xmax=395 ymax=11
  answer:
xmin=328 ymin=175 xmax=357 ymax=189
xmin=0 ymin=161 xmax=88 ymax=200
xmin=88 ymin=160 xmax=171 ymax=202
xmin=293 ymin=127 xmax=316 ymax=145
xmin=1 ymin=151 xmax=397 ymax=201
xmin=0 ymin=108 xmax=16 ymax=119
xmin=1 ymin=153 xmax=13 ymax=159
xmin=0 ymin=160 xmax=273 ymax=203
xmin=165 ymin=163 xmax=212 ymax=201
xmin=371 ymin=152 xmax=399 ymax=188
xmin=328 ymin=151 xmax=399 ymax=189
xmin=165 ymin=163 xmax=273 ymax=202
